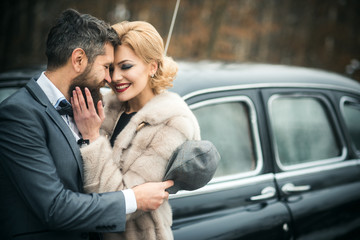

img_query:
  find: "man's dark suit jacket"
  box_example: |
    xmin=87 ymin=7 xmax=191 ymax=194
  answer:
xmin=0 ymin=79 xmax=126 ymax=240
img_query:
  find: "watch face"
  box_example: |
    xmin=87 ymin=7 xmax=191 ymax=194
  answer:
xmin=77 ymin=138 xmax=90 ymax=145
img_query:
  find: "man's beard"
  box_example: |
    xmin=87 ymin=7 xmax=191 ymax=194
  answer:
xmin=69 ymin=65 xmax=104 ymax=113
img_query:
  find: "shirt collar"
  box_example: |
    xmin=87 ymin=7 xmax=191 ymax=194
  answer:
xmin=37 ymin=71 xmax=69 ymax=108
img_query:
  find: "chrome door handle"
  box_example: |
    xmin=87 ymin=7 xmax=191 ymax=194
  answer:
xmin=281 ymin=183 xmax=311 ymax=194
xmin=250 ymin=186 xmax=276 ymax=201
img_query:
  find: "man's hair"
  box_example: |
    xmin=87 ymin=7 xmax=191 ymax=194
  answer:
xmin=46 ymin=9 xmax=119 ymax=70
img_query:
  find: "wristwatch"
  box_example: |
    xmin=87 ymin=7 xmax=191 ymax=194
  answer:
xmin=77 ymin=138 xmax=90 ymax=147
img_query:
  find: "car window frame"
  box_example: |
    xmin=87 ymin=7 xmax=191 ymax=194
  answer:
xmin=268 ymin=92 xmax=347 ymax=171
xmin=190 ymin=95 xmax=264 ymax=183
xmin=340 ymin=96 xmax=360 ymax=156
xmin=170 ymin=94 xmax=266 ymax=199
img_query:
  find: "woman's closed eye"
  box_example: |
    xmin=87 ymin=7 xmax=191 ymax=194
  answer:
xmin=121 ymin=64 xmax=133 ymax=70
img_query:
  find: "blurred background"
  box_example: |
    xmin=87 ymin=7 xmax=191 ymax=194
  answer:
xmin=1 ymin=0 xmax=359 ymax=81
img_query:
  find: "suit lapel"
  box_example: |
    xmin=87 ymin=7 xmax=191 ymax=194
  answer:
xmin=25 ymin=79 xmax=84 ymax=180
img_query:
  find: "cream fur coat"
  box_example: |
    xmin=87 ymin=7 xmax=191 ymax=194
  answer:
xmin=80 ymin=91 xmax=200 ymax=240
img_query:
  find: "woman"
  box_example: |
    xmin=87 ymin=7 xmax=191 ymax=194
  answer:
xmin=72 ymin=21 xmax=200 ymax=240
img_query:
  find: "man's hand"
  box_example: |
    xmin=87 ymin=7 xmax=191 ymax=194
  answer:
xmin=132 ymin=180 xmax=174 ymax=212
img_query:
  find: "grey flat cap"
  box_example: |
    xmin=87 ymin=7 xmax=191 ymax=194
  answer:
xmin=163 ymin=140 xmax=220 ymax=194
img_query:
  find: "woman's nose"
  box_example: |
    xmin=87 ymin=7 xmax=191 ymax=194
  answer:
xmin=111 ymin=68 xmax=123 ymax=82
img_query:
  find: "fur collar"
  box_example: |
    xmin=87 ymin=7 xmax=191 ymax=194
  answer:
xmin=101 ymin=91 xmax=193 ymax=147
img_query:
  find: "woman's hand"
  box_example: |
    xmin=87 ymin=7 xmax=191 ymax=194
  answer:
xmin=71 ymin=87 xmax=105 ymax=143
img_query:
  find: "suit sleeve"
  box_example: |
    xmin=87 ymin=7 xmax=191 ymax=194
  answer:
xmin=0 ymin=101 xmax=126 ymax=232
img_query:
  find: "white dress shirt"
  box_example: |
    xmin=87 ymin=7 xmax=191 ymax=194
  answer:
xmin=37 ymin=72 xmax=137 ymax=214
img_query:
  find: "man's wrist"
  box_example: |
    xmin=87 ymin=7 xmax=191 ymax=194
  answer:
xmin=123 ymin=189 xmax=137 ymax=214
xmin=81 ymin=132 xmax=100 ymax=143
xmin=77 ymin=138 xmax=90 ymax=147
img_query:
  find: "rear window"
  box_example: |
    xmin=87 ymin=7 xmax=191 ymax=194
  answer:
xmin=269 ymin=95 xmax=342 ymax=169
xmin=0 ymin=87 xmax=20 ymax=103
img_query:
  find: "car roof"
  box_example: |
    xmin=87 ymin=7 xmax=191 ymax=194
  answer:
xmin=0 ymin=65 xmax=44 ymax=87
xmin=1 ymin=62 xmax=359 ymax=97
xmin=172 ymin=61 xmax=360 ymax=98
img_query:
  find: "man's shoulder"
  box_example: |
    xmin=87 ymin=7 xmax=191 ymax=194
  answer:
xmin=1 ymin=85 xmax=32 ymax=107
xmin=0 ymin=82 xmax=43 ymax=119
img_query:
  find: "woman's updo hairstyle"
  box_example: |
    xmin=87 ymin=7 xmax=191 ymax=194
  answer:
xmin=112 ymin=21 xmax=178 ymax=94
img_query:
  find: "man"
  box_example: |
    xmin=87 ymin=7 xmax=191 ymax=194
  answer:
xmin=0 ymin=9 xmax=173 ymax=240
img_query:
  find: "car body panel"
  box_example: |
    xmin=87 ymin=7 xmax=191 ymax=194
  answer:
xmin=171 ymin=174 xmax=292 ymax=240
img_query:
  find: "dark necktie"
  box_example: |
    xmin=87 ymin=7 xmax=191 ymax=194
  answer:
xmin=56 ymin=99 xmax=73 ymax=117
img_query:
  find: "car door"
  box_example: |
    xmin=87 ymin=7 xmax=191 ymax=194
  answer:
xmin=262 ymin=88 xmax=360 ymax=239
xmin=170 ymin=89 xmax=293 ymax=240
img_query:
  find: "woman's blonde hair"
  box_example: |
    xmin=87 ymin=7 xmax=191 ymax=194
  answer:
xmin=112 ymin=21 xmax=178 ymax=94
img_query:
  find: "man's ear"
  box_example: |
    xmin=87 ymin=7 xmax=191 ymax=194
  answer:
xmin=71 ymin=48 xmax=88 ymax=73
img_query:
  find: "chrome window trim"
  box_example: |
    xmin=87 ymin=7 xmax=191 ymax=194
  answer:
xmin=189 ymin=96 xmax=263 ymax=182
xmin=182 ymin=83 xmax=359 ymax=101
xmin=268 ymin=93 xmax=347 ymax=171
xmin=170 ymin=173 xmax=275 ymax=199
xmin=275 ymin=159 xmax=360 ymax=179
xmin=340 ymin=96 xmax=360 ymax=154
xmin=340 ymin=96 xmax=360 ymax=112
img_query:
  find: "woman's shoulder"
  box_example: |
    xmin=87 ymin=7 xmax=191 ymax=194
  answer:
xmin=152 ymin=91 xmax=186 ymax=109
xmin=140 ymin=91 xmax=189 ymax=117
xmin=135 ymin=91 xmax=199 ymax=132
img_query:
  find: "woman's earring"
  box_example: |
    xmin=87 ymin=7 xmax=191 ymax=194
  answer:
xmin=151 ymin=74 xmax=155 ymax=78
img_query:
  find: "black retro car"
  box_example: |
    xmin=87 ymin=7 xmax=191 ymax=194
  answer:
xmin=170 ymin=62 xmax=360 ymax=240
xmin=1 ymin=62 xmax=360 ymax=239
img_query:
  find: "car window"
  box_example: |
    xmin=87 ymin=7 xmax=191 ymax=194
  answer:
xmin=269 ymin=95 xmax=342 ymax=169
xmin=341 ymin=97 xmax=360 ymax=152
xmin=191 ymin=96 xmax=262 ymax=180
xmin=0 ymin=87 xmax=19 ymax=103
